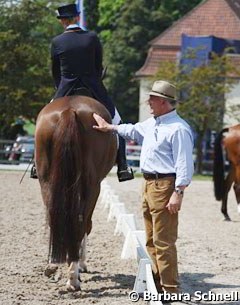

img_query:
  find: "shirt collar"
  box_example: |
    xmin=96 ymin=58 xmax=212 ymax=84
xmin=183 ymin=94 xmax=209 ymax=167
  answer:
xmin=66 ymin=24 xmax=79 ymax=30
xmin=154 ymin=109 xmax=177 ymax=124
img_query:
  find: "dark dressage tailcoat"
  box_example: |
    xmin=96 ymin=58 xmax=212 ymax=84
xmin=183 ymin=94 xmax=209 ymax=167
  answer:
xmin=51 ymin=27 xmax=115 ymax=117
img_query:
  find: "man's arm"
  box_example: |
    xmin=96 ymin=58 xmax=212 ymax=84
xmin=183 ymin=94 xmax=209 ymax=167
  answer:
xmin=93 ymin=113 xmax=145 ymax=144
xmin=172 ymin=128 xmax=194 ymax=188
xmin=51 ymin=42 xmax=61 ymax=88
xmin=166 ymin=127 xmax=194 ymax=214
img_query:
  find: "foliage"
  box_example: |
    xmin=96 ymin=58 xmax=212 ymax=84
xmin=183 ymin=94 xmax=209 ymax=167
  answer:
xmin=0 ymin=0 xmax=204 ymax=135
xmin=154 ymin=52 xmax=240 ymax=173
xmin=0 ymin=0 xmax=63 ymax=137
xmin=83 ymin=0 xmax=100 ymax=31
xmin=158 ymin=0 xmax=203 ymax=20
xmin=100 ymin=0 xmax=202 ymax=122
xmin=98 ymin=0 xmax=126 ymax=41
xmin=101 ymin=0 xmax=167 ymax=122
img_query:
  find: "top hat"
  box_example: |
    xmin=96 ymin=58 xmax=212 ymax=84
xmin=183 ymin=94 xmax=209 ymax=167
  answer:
xmin=57 ymin=4 xmax=79 ymax=19
xmin=148 ymin=80 xmax=177 ymax=101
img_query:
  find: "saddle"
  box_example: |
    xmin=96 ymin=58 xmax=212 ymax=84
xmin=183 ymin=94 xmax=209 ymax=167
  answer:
xmin=72 ymin=87 xmax=94 ymax=98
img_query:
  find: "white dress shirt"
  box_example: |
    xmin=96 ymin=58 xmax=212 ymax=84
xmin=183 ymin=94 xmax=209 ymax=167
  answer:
xmin=117 ymin=110 xmax=194 ymax=187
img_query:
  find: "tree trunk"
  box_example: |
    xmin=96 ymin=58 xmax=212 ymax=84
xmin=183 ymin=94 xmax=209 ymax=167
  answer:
xmin=195 ymin=133 xmax=204 ymax=174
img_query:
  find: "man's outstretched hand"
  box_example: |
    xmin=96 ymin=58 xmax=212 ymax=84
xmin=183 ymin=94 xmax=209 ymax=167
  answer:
xmin=93 ymin=113 xmax=116 ymax=132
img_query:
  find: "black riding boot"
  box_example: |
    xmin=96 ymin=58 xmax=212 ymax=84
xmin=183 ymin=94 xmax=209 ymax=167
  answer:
xmin=30 ymin=162 xmax=38 ymax=179
xmin=117 ymin=135 xmax=134 ymax=182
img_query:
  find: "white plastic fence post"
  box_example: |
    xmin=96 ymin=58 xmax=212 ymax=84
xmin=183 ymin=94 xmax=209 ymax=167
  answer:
xmin=146 ymin=263 xmax=163 ymax=305
xmin=133 ymin=257 xmax=150 ymax=293
xmin=107 ymin=203 xmax=127 ymax=222
xmin=114 ymin=213 xmax=137 ymax=236
xmin=121 ymin=230 xmax=145 ymax=259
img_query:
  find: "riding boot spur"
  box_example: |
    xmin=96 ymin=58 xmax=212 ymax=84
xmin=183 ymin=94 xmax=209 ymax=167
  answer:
xmin=116 ymin=135 xmax=134 ymax=182
xmin=30 ymin=162 xmax=38 ymax=179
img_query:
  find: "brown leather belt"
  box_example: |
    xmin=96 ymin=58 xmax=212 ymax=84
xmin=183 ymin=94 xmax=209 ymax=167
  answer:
xmin=143 ymin=173 xmax=176 ymax=180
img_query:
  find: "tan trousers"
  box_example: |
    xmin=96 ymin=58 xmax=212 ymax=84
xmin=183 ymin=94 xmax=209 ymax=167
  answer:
xmin=142 ymin=177 xmax=179 ymax=293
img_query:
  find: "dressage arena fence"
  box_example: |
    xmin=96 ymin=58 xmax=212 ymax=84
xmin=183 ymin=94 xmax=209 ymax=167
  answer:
xmin=99 ymin=180 xmax=163 ymax=305
xmin=0 ymin=138 xmax=215 ymax=175
xmin=0 ymin=139 xmax=142 ymax=171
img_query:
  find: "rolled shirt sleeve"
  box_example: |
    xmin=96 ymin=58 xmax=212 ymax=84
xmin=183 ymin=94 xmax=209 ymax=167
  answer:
xmin=117 ymin=122 xmax=145 ymax=145
xmin=171 ymin=127 xmax=194 ymax=187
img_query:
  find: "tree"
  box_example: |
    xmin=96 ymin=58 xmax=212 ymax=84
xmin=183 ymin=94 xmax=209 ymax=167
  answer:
xmin=98 ymin=0 xmax=126 ymax=41
xmin=101 ymin=0 xmax=167 ymax=122
xmin=0 ymin=0 xmax=204 ymax=134
xmin=0 ymin=0 xmax=62 ymax=136
xmin=83 ymin=0 xmax=100 ymax=31
xmin=159 ymin=0 xmax=203 ymax=21
xmin=154 ymin=53 xmax=240 ymax=174
xmin=100 ymin=0 xmax=202 ymax=122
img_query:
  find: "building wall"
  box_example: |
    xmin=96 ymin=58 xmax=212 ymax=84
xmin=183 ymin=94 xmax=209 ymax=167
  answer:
xmin=139 ymin=76 xmax=240 ymax=126
xmin=224 ymin=81 xmax=240 ymax=126
xmin=138 ymin=78 xmax=152 ymax=122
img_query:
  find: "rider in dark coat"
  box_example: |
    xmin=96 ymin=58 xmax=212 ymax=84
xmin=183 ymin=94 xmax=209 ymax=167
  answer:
xmin=51 ymin=25 xmax=115 ymax=118
xmin=31 ymin=3 xmax=133 ymax=182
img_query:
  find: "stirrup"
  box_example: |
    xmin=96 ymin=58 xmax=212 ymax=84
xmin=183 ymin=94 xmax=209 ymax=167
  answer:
xmin=30 ymin=164 xmax=38 ymax=179
xmin=117 ymin=167 xmax=134 ymax=182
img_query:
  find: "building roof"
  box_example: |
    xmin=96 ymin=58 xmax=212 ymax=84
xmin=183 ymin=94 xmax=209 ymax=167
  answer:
xmin=137 ymin=0 xmax=240 ymax=77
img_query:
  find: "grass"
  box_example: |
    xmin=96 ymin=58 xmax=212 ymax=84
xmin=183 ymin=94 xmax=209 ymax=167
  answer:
xmin=192 ymin=174 xmax=212 ymax=181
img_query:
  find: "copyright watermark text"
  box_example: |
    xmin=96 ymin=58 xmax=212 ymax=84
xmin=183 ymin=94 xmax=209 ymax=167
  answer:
xmin=128 ymin=290 xmax=239 ymax=302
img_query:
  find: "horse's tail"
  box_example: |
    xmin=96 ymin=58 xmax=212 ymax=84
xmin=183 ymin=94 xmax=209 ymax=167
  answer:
xmin=48 ymin=108 xmax=84 ymax=263
xmin=213 ymin=127 xmax=229 ymax=201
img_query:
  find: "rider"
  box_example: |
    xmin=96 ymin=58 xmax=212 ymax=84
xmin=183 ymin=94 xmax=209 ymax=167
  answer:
xmin=31 ymin=3 xmax=133 ymax=182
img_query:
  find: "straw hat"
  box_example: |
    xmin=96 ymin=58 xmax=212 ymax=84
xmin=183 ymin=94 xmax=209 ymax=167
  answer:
xmin=148 ymin=80 xmax=177 ymax=101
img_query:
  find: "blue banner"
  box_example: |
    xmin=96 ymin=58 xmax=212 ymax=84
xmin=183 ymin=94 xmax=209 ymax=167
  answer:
xmin=76 ymin=0 xmax=87 ymax=30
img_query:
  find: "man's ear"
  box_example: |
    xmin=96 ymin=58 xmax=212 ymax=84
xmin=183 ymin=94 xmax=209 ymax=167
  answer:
xmin=59 ymin=18 xmax=67 ymax=27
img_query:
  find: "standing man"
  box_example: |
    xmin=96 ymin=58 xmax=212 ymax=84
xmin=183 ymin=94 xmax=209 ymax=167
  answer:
xmin=31 ymin=3 xmax=133 ymax=182
xmin=93 ymin=80 xmax=194 ymax=298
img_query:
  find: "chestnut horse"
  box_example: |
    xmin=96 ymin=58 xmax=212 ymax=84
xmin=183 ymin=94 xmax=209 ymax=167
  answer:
xmin=213 ymin=124 xmax=240 ymax=221
xmin=35 ymin=95 xmax=117 ymax=290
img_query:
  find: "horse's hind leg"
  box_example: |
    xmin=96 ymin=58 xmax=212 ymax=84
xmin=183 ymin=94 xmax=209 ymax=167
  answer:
xmin=66 ymin=262 xmax=81 ymax=291
xmin=222 ymin=171 xmax=234 ymax=221
xmin=79 ymin=234 xmax=88 ymax=272
xmin=78 ymin=183 xmax=101 ymax=275
xmin=233 ymin=184 xmax=240 ymax=216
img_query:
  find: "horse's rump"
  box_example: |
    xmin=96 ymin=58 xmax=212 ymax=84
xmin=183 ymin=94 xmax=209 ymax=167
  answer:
xmin=35 ymin=96 xmax=117 ymax=263
xmin=213 ymin=124 xmax=240 ymax=201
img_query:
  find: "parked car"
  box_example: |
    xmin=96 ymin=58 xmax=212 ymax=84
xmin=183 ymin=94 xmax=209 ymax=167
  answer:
xmin=126 ymin=140 xmax=140 ymax=168
xmin=3 ymin=143 xmax=13 ymax=160
xmin=8 ymin=136 xmax=35 ymax=163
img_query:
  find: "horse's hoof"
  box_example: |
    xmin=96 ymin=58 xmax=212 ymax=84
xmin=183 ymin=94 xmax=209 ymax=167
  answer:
xmin=79 ymin=266 xmax=87 ymax=273
xmin=224 ymin=217 xmax=231 ymax=221
xmin=237 ymin=204 xmax=240 ymax=214
xmin=79 ymin=262 xmax=88 ymax=273
xmin=44 ymin=264 xmax=58 ymax=277
xmin=66 ymin=279 xmax=81 ymax=291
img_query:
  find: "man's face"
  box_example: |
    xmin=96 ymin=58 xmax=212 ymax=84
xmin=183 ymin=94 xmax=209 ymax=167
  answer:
xmin=148 ymin=95 xmax=165 ymax=116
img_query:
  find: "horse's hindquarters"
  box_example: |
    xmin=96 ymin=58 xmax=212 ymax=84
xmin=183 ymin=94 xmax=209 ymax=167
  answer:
xmin=35 ymin=96 xmax=117 ymax=289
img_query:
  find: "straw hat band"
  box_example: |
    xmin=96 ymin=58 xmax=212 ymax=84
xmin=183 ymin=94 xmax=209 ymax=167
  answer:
xmin=151 ymin=90 xmax=175 ymax=99
xmin=148 ymin=80 xmax=177 ymax=101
